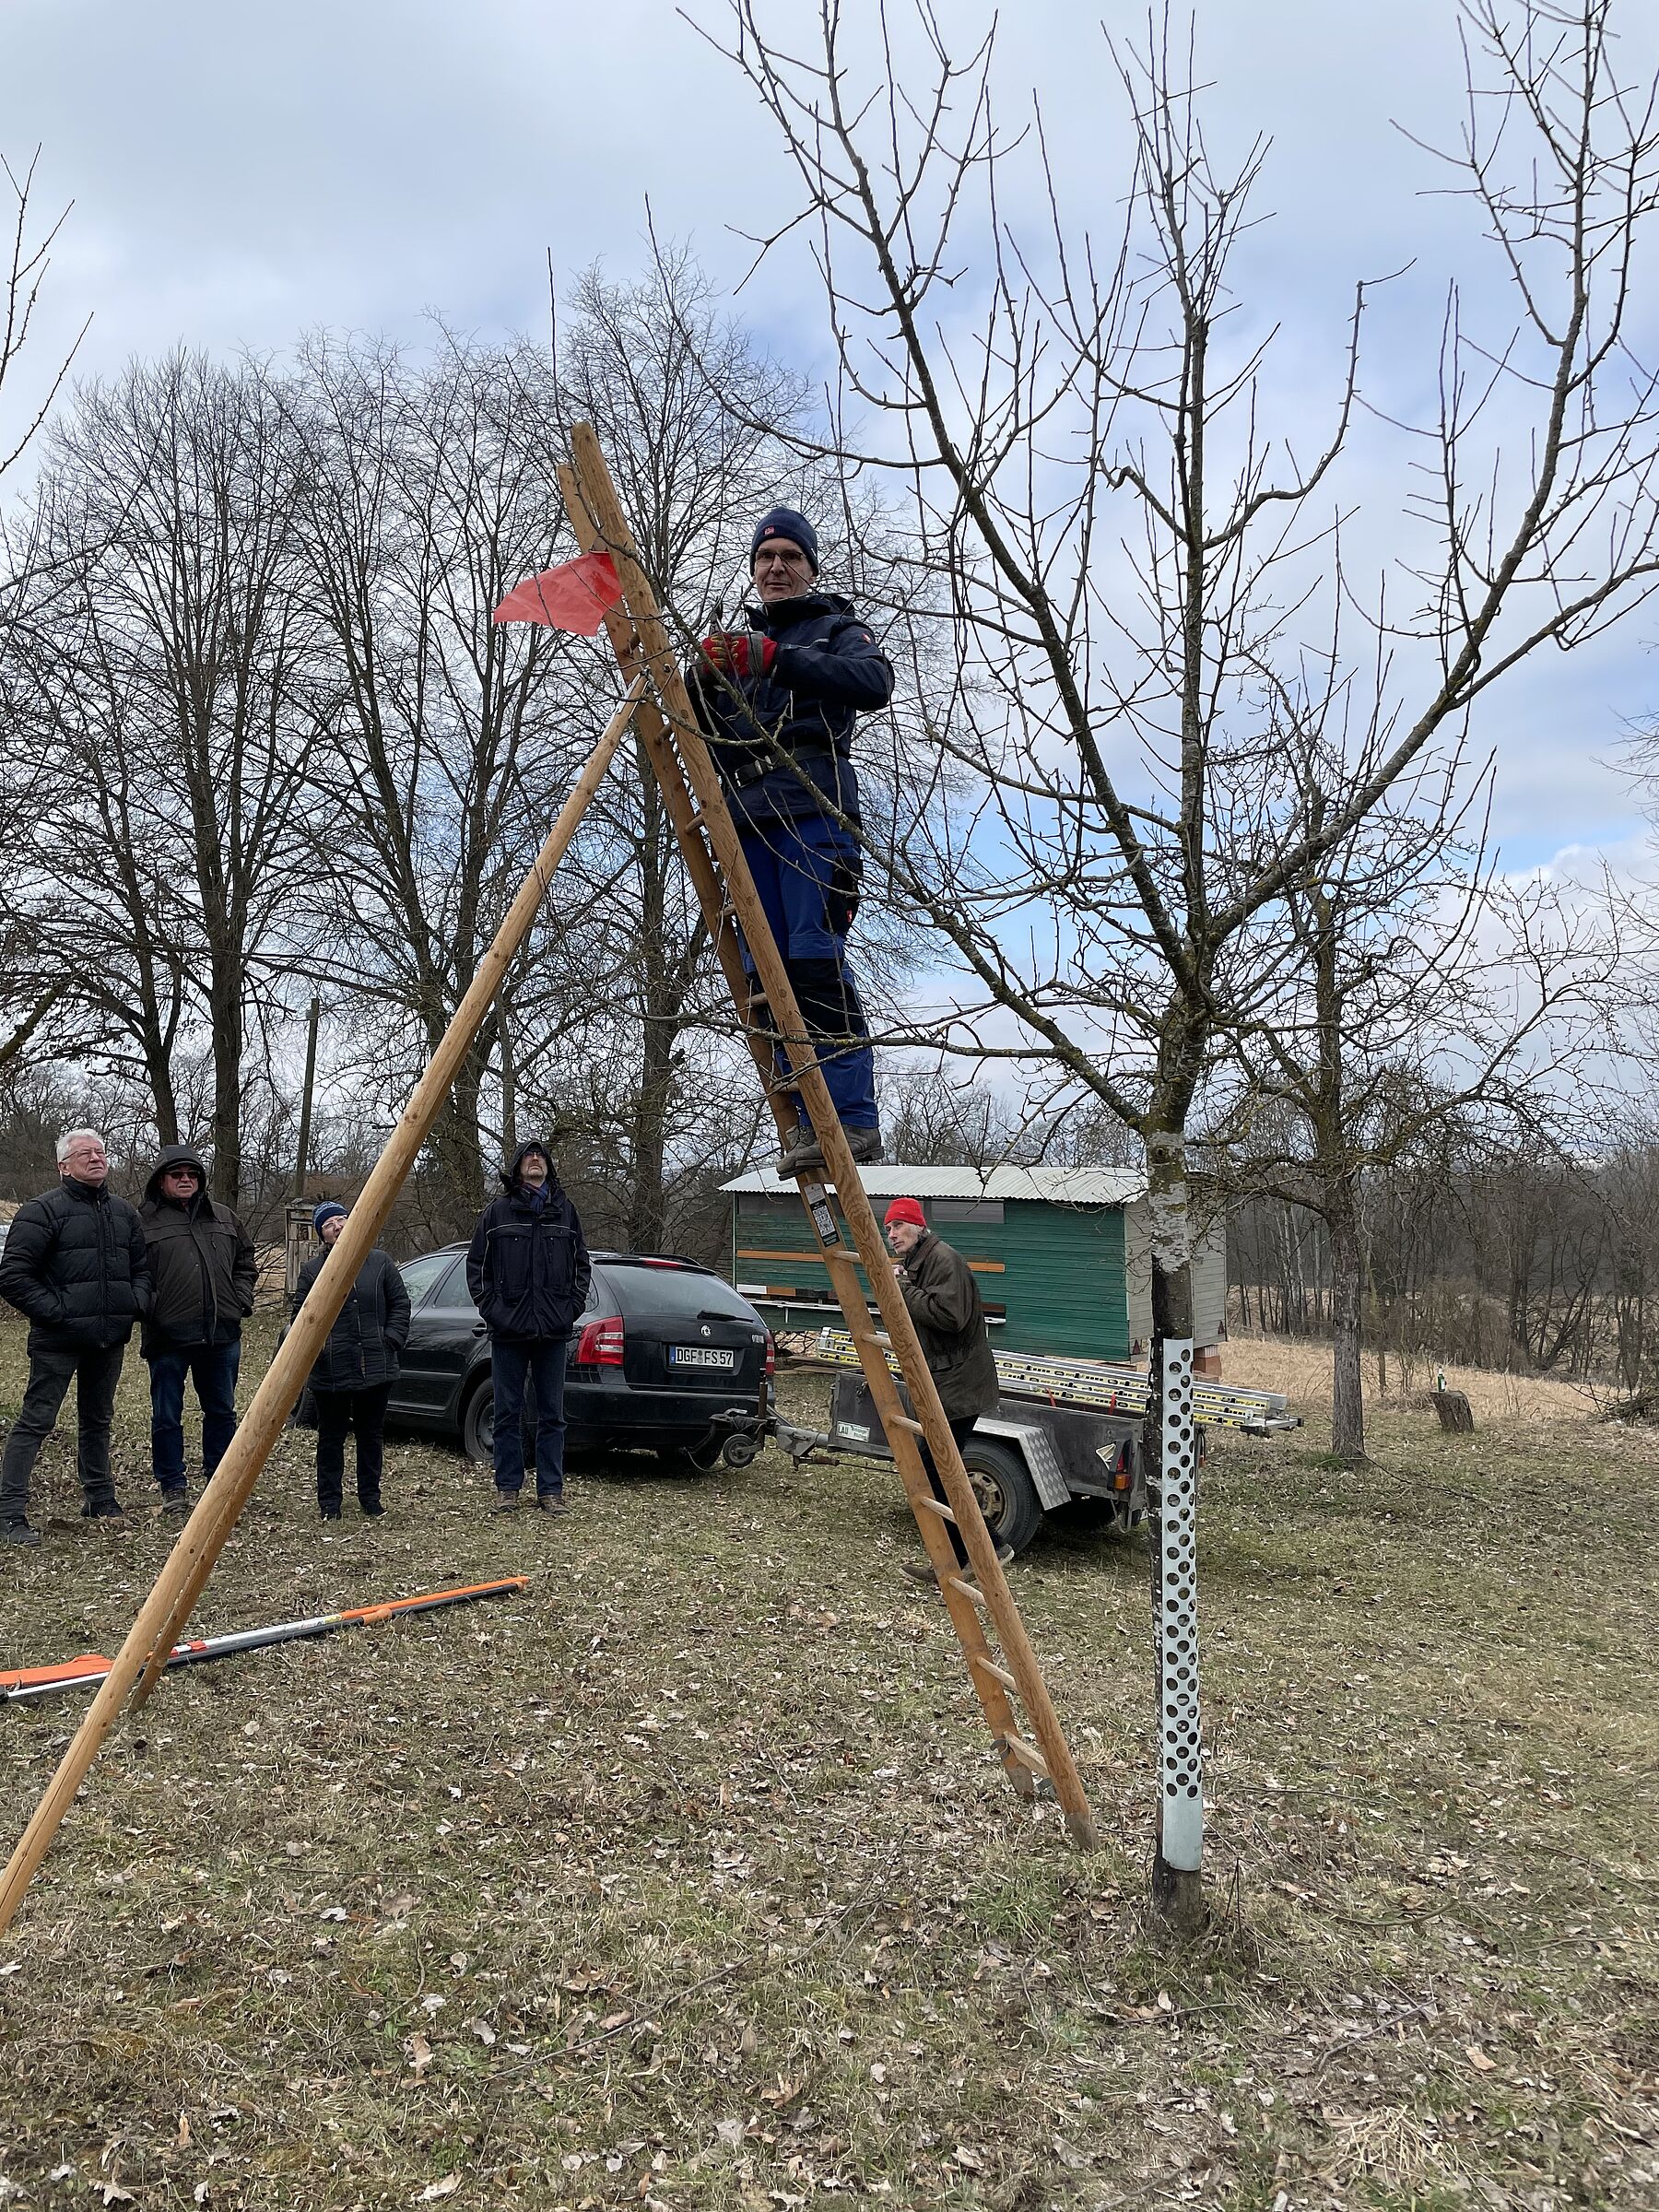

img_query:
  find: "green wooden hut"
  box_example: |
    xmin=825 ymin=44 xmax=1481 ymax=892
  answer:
xmin=722 ymin=1166 xmax=1227 ymax=1364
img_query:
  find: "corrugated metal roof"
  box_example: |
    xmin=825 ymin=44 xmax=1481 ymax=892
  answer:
xmin=721 ymin=1163 xmax=1147 ymax=1206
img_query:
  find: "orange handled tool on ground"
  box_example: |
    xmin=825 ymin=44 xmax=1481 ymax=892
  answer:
xmin=2 ymin=1577 xmax=528 ymax=1702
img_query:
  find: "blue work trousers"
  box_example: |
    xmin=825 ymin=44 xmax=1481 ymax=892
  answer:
xmin=491 ymin=1337 xmax=569 ymax=1498
xmin=147 ymin=1339 xmax=241 ymax=1494
xmin=738 ymin=818 xmax=877 ymax=1132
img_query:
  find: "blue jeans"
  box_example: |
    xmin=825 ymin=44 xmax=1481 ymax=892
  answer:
xmin=147 ymin=1340 xmax=241 ymax=1493
xmin=739 ymin=818 xmax=877 ymax=1132
xmin=491 ymin=1337 xmax=569 ymax=1497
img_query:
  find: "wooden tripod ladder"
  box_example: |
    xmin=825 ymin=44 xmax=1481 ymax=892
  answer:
xmin=565 ymin=426 xmax=1099 ymax=1846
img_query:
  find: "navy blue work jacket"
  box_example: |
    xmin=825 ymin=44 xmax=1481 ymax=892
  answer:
xmin=688 ymin=590 xmax=895 ymax=830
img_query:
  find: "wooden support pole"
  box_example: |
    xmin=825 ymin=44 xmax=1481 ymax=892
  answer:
xmin=0 ymin=682 xmax=644 ymax=1936
xmin=565 ymin=425 xmax=1098 ymax=1847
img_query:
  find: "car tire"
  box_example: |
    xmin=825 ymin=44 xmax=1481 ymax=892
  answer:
xmin=462 ymin=1376 xmax=494 ymax=1465
xmin=962 ymin=1436 xmax=1044 ymax=1555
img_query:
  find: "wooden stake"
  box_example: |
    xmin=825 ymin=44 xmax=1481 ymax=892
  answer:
xmin=0 ymin=682 xmax=643 ymax=1935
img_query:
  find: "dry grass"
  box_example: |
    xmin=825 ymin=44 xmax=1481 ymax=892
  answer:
xmin=1223 ymin=1332 xmax=1599 ymax=1430
xmin=0 ymin=1313 xmax=1655 ymax=2210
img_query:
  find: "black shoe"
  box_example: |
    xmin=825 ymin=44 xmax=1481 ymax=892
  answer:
xmin=81 ymin=1498 xmax=130 ymax=1526
xmin=320 ymin=1503 xmax=342 ymax=1521
xmin=159 ymin=1489 xmax=190 ymax=1525
xmin=777 ymin=1124 xmax=884 ymax=1177
xmin=3 ymin=1518 xmax=41 ymax=1548
xmin=359 ymin=1499 xmax=385 ymax=1517
xmin=491 ymin=1489 xmax=521 ymax=1514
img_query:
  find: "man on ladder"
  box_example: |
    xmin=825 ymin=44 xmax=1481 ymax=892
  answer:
xmin=688 ymin=505 xmax=891 ymax=1175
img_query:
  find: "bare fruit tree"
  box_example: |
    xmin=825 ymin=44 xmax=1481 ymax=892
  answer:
xmin=1213 ymin=748 xmax=1627 ymax=1462
xmin=700 ymin=0 xmax=1659 ymax=1924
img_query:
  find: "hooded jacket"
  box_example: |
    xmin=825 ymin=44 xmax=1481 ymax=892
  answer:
xmin=894 ymin=1229 xmax=1001 ymax=1421
xmin=688 ymin=590 xmax=894 ymax=832
xmin=0 ymin=1173 xmax=152 ymax=1352
xmin=138 ymin=1145 xmax=258 ymax=1355
xmin=292 ymin=1241 xmax=412 ymax=1394
xmin=465 ymin=1143 xmax=592 ymax=1343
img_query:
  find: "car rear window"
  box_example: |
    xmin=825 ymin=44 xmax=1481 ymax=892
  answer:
xmin=599 ymin=1263 xmax=759 ymax=1322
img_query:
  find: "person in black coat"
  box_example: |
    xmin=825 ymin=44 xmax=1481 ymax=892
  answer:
xmin=292 ymin=1199 xmax=411 ymax=1521
xmin=688 ymin=506 xmax=892 ymax=1176
xmin=0 ymin=1128 xmax=153 ymax=1544
xmin=465 ymin=1141 xmax=590 ymax=1514
xmin=139 ymin=1143 xmax=258 ymax=1521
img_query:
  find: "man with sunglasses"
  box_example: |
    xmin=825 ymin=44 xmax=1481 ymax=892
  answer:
xmin=138 ymin=1144 xmax=258 ymax=1524
xmin=688 ymin=506 xmax=892 ymax=1176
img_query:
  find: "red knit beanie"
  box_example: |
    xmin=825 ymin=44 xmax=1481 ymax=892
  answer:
xmin=884 ymin=1197 xmax=926 ymax=1230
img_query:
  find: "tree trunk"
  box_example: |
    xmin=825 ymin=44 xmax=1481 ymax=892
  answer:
xmin=1142 ymin=1128 xmax=1206 ymax=1936
xmin=210 ymin=968 xmax=243 ymax=1206
xmin=626 ymin=1013 xmax=676 ymax=1253
xmin=1329 ymin=1200 xmax=1367 ymax=1463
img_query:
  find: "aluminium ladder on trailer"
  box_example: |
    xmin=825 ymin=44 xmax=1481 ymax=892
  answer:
xmin=811 ymin=1329 xmax=1301 ymax=1437
xmin=561 ymin=424 xmax=1099 ymax=1847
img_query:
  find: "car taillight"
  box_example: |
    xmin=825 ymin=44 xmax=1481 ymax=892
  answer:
xmin=576 ymin=1315 xmax=625 ymax=1367
xmin=1113 ymin=1441 xmax=1132 ymax=1492
xmin=764 ymin=1330 xmax=776 ymax=1379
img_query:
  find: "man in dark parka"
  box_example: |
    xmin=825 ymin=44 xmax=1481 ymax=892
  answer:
xmin=139 ymin=1143 xmax=258 ymax=1520
xmin=466 ymin=1141 xmax=591 ymax=1514
xmin=0 ymin=1128 xmax=152 ymax=1544
xmin=883 ymin=1195 xmax=1008 ymax=1583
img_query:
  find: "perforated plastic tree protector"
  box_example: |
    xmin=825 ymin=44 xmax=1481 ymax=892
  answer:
xmin=1153 ymin=1336 xmax=1204 ymax=1870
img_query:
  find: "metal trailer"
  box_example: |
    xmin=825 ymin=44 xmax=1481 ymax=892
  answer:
xmin=778 ymin=1329 xmax=1300 ymax=1556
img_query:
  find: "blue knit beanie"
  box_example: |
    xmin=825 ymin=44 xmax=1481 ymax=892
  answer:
xmin=750 ymin=506 xmax=819 ymax=573
xmin=312 ymin=1199 xmax=347 ymax=1239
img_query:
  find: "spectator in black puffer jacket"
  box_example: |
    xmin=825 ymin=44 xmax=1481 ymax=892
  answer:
xmin=0 ymin=1128 xmax=153 ymax=1545
xmin=139 ymin=1143 xmax=258 ymax=1524
xmin=466 ymin=1141 xmax=590 ymax=1516
xmin=292 ymin=1200 xmax=411 ymax=1522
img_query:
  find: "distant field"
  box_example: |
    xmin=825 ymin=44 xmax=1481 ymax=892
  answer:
xmin=0 ymin=1314 xmax=1654 ymax=2209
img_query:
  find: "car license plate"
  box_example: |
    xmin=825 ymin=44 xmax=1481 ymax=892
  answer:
xmin=668 ymin=1346 xmax=737 ymax=1370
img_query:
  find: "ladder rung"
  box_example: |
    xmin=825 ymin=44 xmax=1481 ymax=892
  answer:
xmin=998 ymin=1733 xmax=1051 ymax=1779
xmin=918 ymin=1497 xmax=957 ymax=1524
xmin=850 ymin=1329 xmax=888 ymax=1348
xmin=946 ymin=1575 xmax=988 ymax=1611
xmin=971 ymin=1653 xmax=1018 ymax=1692
xmin=892 ymin=1415 xmax=927 ymax=1436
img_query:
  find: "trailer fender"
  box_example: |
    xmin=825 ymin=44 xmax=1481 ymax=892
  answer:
xmin=972 ymin=1417 xmax=1071 ymax=1511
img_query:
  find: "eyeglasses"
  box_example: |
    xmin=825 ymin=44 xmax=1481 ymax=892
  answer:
xmin=755 ymin=547 xmax=810 ymax=569
xmin=164 ymin=1168 xmax=200 ymax=1182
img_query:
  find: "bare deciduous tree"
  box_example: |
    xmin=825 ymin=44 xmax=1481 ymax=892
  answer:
xmin=697 ymin=0 xmax=1659 ymax=1922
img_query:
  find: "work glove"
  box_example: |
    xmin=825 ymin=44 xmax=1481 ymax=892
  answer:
xmin=700 ymin=630 xmax=777 ymax=680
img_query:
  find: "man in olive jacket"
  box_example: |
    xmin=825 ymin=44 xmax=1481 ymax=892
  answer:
xmin=883 ymin=1196 xmax=1008 ymax=1583
xmin=466 ymin=1141 xmax=591 ymax=1514
xmin=0 ymin=1128 xmax=153 ymax=1544
xmin=139 ymin=1144 xmax=258 ymax=1520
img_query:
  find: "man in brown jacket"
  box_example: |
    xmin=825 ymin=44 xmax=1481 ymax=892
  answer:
xmin=883 ymin=1196 xmax=1011 ymax=1584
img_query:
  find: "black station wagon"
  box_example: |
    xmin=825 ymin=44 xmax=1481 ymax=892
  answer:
xmin=387 ymin=1246 xmax=774 ymax=1469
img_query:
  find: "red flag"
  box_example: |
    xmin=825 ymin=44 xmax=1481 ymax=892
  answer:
xmin=492 ymin=550 xmax=624 ymax=636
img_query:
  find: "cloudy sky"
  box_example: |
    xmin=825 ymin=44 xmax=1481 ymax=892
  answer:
xmin=6 ymin=0 xmax=1658 ymax=878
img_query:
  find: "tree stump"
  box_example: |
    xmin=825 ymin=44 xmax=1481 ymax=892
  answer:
xmin=1432 ymin=1389 xmax=1475 ymax=1433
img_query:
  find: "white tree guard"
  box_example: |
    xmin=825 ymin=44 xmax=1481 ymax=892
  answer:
xmin=1154 ymin=1335 xmax=1204 ymax=1870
